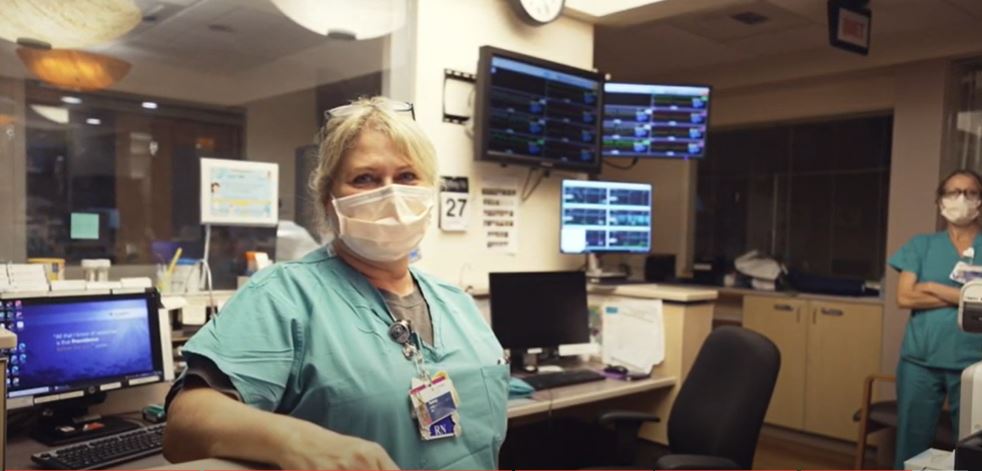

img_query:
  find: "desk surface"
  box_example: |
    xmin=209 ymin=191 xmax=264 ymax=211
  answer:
xmin=6 ymin=374 xmax=674 ymax=470
xmin=589 ymin=283 xmax=718 ymax=303
xmin=508 ymin=374 xmax=675 ymax=418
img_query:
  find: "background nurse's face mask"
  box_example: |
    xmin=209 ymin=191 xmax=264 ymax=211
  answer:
xmin=332 ymin=184 xmax=434 ymax=262
xmin=941 ymin=194 xmax=980 ymax=225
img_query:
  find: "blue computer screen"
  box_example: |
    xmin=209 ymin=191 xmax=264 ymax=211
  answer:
xmin=560 ymin=180 xmax=652 ymax=254
xmin=1 ymin=295 xmax=159 ymax=396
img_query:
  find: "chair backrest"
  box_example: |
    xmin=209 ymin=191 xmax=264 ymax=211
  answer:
xmin=667 ymin=326 xmax=780 ymax=469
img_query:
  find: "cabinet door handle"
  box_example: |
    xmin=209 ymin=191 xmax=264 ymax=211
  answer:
xmin=812 ymin=308 xmax=817 ymax=324
xmin=774 ymin=303 xmax=794 ymax=312
xmin=796 ymin=307 xmax=801 ymax=323
xmin=820 ymin=308 xmax=844 ymax=316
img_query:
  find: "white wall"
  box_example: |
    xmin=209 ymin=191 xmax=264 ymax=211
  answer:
xmin=882 ymin=60 xmax=951 ymax=384
xmin=244 ymin=88 xmax=318 ymax=222
xmin=711 ymin=68 xmax=897 ymax=127
xmin=411 ymin=0 xmax=595 ymax=287
xmin=600 ymin=159 xmax=696 ymax=278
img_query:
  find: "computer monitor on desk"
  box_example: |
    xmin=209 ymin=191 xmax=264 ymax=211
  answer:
xmin=0 ymin=290 xmax=166 ymax=445
xmin=560 ymin=179 xmax=652 ymax=280
xmin=489 ymin=271 xmax=590 ymax=371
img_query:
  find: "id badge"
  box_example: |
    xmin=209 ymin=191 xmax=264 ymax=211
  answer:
xmin=409 ymin=371 xmax=462 ymax=440
xmin=950 ymin=261 xmax=982 ymax=284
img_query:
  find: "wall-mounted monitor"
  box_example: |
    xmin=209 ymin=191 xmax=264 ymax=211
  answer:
xmin=602 ymin=82 xmax=711 ymax=160
xmin=474 ymin=46 xmax=604 ymax=173
xmin=560 ymin=179 xmax=652 ymax=254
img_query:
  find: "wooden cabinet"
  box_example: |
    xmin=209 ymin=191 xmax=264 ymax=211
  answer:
xmin=743 ymin=295 xmax=882 ymax=441
xmin=743 ymin=297 xmax=808 ymax=430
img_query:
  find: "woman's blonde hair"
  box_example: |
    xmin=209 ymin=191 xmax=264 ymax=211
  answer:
xmin=308 ymin=96 xmax=438 ymax=233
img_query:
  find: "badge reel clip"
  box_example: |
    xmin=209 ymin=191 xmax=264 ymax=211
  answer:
xmin=389 ymin=319 xmax=415 ymax=359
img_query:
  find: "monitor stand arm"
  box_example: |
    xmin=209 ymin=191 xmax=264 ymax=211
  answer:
xmin=31 ymin=395 xmax=140 ymax=446
xmin=585 ymin=253 xmax=626 ymax=279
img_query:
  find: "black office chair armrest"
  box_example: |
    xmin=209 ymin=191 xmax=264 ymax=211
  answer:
xmin=654 ymin=454 xmax=742 ymax=470
xmin=598 ymin=411 xmax=661 ymax=426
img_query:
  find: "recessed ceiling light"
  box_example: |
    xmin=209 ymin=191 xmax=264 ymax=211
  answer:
xmin=86 ymin=118 xmax=101 ymax=125
xmin=142 ymin=101 xmax=158 ymax=110
xmin=61 ymin=96 xmax=82 ymax=104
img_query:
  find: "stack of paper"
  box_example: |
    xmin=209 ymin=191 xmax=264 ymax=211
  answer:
xmin=0 ymin=264 xmax=49 ymax=292
xmin=601 ymin=298 xmax=665 ymax=373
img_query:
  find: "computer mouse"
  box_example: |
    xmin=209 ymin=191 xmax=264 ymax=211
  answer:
xmin=604 ymin=365 xmax=628 ymax=375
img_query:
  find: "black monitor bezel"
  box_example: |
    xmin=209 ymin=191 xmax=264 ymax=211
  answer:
xmin=489 ymin=270 xmax=590 ymax=351
xmin=601 ymin=81 xmax=713 ymax=161
xmin=559 ymin=178 xmax=653 ymax=255
xmin=1 ymin=290 xmax=165 ymax=408
xmin=474 ymin=45 xmax=605 ymax=174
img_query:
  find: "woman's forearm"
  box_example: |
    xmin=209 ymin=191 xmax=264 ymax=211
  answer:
xmin=897 ymin=289 xmax=949 ymax=309
xmin=919 ymin=282 xmax=962 ymax=305
xmin=163 ymin=387 xmax=298 ymax=467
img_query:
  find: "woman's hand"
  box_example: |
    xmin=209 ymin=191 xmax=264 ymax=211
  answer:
xmin=276 ymin=420 xmax=400 ymax=470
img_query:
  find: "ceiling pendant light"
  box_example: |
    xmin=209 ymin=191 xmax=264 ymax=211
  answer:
xmin=17 ymin=48 xmax=131 ymax=92
xmin=269 ymin=0 xmax=406 ymax=40
xmin=0 ymin=0 xmax=141 ymax=49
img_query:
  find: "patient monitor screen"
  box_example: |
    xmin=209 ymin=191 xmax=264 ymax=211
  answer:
xmin=560 ymin=179 xmax=652 ymax=254
xmin=602 ymin=82 xmax=710 ymax=159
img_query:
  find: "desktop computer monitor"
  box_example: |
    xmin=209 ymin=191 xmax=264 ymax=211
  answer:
xmin=489 ymin=271 xmax=590 ymax=352
xmin=560 ymin=179 xmax=652 ymax=254
xmin=0 ymin=290 xmax=166 ymax=444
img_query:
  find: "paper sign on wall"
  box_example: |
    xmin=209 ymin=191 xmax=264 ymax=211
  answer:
xmin=481 ymin=175 xmax=519 ymax=254
xmin=439 ymin=176 xmax=470 ymax=232
xmin=200 ymin=158 xmax=279 ymax=226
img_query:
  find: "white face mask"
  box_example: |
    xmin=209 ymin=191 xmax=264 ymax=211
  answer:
xmin=941 ymin=194 xmax=980 ymax=226
xmin=331 ymin=184 xmax=434 ymax=262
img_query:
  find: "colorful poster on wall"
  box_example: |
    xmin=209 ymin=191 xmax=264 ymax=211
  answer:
xmin=480 ymin=175 xmax=519 ymax=254
xmin=200 ymin=158 xmax=279 ymax=226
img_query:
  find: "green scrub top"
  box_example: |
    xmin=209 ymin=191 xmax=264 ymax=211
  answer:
xmin=889 ymin=231 xmax=982 ymax=370
xmin=182 ymin=249 xmax=509 ymax=470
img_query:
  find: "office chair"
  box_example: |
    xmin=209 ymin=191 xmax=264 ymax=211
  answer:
xmin=597 ymin=326 xmax=780 ymax=470
xmin=853 ymin=374 xmax=955 ymax=469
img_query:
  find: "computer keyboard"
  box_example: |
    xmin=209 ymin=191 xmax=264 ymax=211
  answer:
xmin=521 ymin=368 xmax=606 ymax=390
xmin=32 ymin=423 xmax=165 ymax=470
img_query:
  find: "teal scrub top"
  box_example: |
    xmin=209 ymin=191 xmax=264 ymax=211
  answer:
xmin=889 ymin=231 xmax=982 ymax=370
xmin=182 ymin=249 xmax=509 ymax=470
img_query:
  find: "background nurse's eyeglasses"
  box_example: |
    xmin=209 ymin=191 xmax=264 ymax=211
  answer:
xmin=324 ymin=99 xmax=415 ymax=121
xmin=941 ymin=189 xmax=982 ymax=200
xmin=317 ymin=99 xmax=414 ymax=144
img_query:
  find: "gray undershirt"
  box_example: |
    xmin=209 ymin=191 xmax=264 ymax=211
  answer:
xmin=380 ymin=285 xmax=433 ymax=347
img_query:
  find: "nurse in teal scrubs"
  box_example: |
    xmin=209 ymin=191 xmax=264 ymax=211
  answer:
xmin=163 ymin=97 xmax=509 ymax=470
xmin=891 ymin=169 xmax=982 ymax=468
